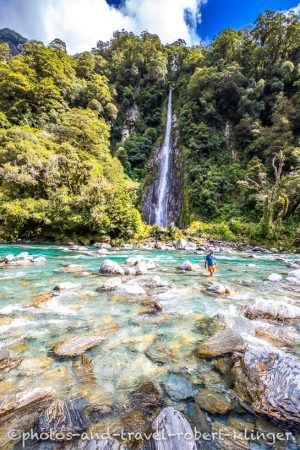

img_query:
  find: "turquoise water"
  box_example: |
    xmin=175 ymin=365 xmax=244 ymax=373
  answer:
xmin=0 ymin=244 xmax=299 ymax=448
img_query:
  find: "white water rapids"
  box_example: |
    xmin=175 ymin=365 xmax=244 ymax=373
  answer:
xmin=154 ymin=89 xmax=172 ymax=227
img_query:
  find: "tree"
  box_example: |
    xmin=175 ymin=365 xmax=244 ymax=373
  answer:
xmin=239 ymin=151 xmax=286 ymax=238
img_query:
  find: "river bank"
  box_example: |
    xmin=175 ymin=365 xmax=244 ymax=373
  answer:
xmin=0 ymin=243 xmax=299 ymax=449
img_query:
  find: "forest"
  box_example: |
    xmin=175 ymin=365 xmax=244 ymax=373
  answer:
xmin=0 ymin=10 xmax=299 ymax=248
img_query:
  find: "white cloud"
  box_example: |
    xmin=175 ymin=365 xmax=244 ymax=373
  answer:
xmin=292 ymin=2 xmax=300 ymax=14
xmin=41 ymin=0 xmax=206 ymax=53
xmin=288 ymin=2 xmax=300 ymax=15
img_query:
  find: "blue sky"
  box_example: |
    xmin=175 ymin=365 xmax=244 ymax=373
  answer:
xmin=0 ymin=0 xmax=299 ymax=53
xmin=198 ymin=0 xmax=298 ymax=40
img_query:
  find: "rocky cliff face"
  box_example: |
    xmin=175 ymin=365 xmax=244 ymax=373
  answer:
xmin=142 ymin=113 xmax=184 ymax=226
xmin=121 ymin=103 xmax=139 ymax=141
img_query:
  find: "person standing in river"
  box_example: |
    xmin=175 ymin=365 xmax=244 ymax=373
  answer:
xmin=205 ymin=248 xmax=217 ymax=277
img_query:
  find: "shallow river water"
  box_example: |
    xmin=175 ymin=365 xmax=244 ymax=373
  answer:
xmin=0 ymin=244 xmax=299 ymax=449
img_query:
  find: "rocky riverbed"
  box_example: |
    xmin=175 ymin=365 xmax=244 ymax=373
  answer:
xmin=0 ymin=243 xmax=299 ymax=449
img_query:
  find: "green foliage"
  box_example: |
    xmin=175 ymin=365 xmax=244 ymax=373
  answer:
xmin=1 ymin=12 xmax=300 ymax=245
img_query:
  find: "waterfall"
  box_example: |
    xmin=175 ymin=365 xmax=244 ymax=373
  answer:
xmin=154 ymin=89 xmax=173 ymax=227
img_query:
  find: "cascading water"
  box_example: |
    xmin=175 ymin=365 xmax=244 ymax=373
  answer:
xmin=154 ymin=89 xmax=173 ymax=227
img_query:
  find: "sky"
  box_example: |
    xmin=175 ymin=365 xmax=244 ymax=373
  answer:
xmin=0 ymin=0 xmax=299 ymax=54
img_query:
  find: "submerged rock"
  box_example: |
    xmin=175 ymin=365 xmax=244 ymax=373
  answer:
xmin=0 ymin=387 xmax=55 ymax=423
xmin=99 ymin=259 xmax=124 ymax=275
xmin=57 ymin=264 xmax=87 ymax=273
xmin=118 ymin=283 xmax=146 ymax=296
xmin=53 ymin=335 xmax=104 ymax=357
xmin=53 ymin=281 xmax=81 ymax=294
xmin=130 ymin=380 xmax=164 ymax=415
xmin=0 ymin=350 xmax=22 ymax=372
xmin=35 ymin=399 xmax=86 ymax=438
xmin=145 ymin=338 xmax=179 ymax=365
xmin=148 ymin=407 xmax=197 ymax=450
xmin=198 ymin=329 xmax=245 ymax=358
xmin=233 ymin=347 xmax=300 ymax=425
xmin=161 ymin=374 xmax=194 ymax=401
xmin=241 ymin=299 xmax=300 ymax=321
xmin=25 ymin=291 xmax=53 ymax=308
xmin=211 ymin=421 xmax=250 ymax=449
xmin=101 ymin=277 xmax=122 ymax=291
xmin=196 ymin=389 xmax=233 ymax=414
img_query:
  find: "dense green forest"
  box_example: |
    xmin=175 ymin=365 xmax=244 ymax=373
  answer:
xmin=0 ymin=10 xmax=300 ymax=247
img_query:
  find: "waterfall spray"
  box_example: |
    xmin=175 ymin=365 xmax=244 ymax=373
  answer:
xmin=154 ymin=89 xmax=172 ymax=227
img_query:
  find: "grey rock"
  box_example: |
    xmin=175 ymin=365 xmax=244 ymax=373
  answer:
xmin=35 ymin=399 xmax=86 ymax=438
xmin=99 ymin=259 xmax=124 ymax=275
xmin=146 ymin=407 xmax=197 ymax=450
xmin=161 ymin=374 xmax=194 ymax=401
xmin=233 ymin=347 xmax=300 ymax=425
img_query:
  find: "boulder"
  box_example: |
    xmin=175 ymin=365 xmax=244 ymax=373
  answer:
xmin=123 ymin=266 xmax=136 ymax=275
xmin=267 ymin=273 xmax=282 ymax=282
xmin=175 ymin=239 xmax=188 ymax=250
xmin=161 ymin=374 xmax=194 ymax=401
xmin=33 ymin=256 xmax=47 ymax=263
xmin=207 ymin=282 xmax=233 ymax=296
xmin=241 ymin=299 xmax=300 ymax=321
xmin=97 ymin=248 xmax=109 ymax=255
xmin=135 ymin=261 xmax=148 ymax=275
xmin=69 ymin=245 xmax=88 ymax=252
xmin=126 ymin=255 xmax=145 ymax=266
xmin=148 ymin=407 xmax=197 ymax=450
xmin=35 ymin=399 xmax=86 ymax=439
xmin=0 ymin=387 xmax=55 ymax=423
xmin=286 ymin=276 xmax=300 ymax=285
xmin=146 ymin=275 xmax=169 ymax=288
xmin=57 ymin=264 xmax=87 ymax=273
xmin=178 ymin=260 xmax=193 ymax=271
xmin=117 ymin=284 xmax=146 ymax=296
xmin=94 ymin=242 xmax=111 ymax=249
xmin=99 ymin=259 xmax=124 ymax=275
xmin=53 ymin=281 xmax=81 ymax=294
xmin=53 ymin=335 xmax=104 ymax=357
xmin=198 ymin=329 xmax=246 ymax=358
xmin=195 ymin=389 xmax=233 ymax=414
xmin=287 ymin=268 xmax=300 ymax=280
xmin=232 ymin=347 xmax=300 ymax=425
xmin=146 ymin=261 xmax=156 ymax=270
xmin=3 ymin=254 xmax=14 ymax=263
xmin=101 ymin=277 xmax=122 ymax=291
xmin=155 ymin=241 xmax=164 ymax=249
xmin=255 ymin=324 xmax=295 ymax=348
